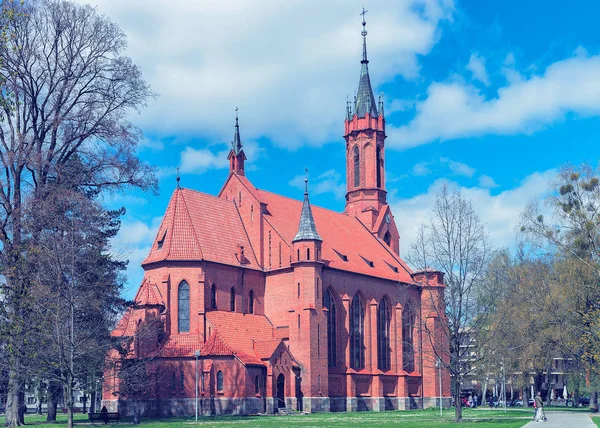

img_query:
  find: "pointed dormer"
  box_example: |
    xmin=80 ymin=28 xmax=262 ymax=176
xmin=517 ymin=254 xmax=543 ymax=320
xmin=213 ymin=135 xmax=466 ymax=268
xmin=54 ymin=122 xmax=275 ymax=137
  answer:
xmin=344 ymin=9 xmax=386 ymax=230
xmin=228 ymin=108 xmax=246 ymax=176
xmin=292 ymin=177 xmax=322 ymax=263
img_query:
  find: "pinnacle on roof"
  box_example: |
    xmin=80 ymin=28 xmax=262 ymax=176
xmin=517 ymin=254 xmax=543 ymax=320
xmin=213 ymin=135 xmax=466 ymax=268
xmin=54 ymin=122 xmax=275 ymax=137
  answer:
xmin=354 ymin=8 xmax=378 ymax=118
xmin=293 ymin=176 xmax=322 ymax=242
xmin=232 ymin=107 xmax=243 ymax=155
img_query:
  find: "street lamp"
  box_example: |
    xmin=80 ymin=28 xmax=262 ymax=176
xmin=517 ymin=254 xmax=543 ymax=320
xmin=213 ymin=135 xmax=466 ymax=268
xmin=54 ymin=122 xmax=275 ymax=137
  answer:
xmin=195 ymin=350 xmax=200 ymax=422
xmin=436 ymin=357 xmax=442 ymax=417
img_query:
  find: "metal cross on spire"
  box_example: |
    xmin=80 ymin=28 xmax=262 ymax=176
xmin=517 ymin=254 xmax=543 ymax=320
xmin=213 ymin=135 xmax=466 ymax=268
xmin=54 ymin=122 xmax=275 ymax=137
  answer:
xmin=176 ymin=167 xmax=180 ymax=188
xmin=304 ymin=167 xmax=309 ymax=194
xmin=360 ymin=7 xmax=369 ymax=64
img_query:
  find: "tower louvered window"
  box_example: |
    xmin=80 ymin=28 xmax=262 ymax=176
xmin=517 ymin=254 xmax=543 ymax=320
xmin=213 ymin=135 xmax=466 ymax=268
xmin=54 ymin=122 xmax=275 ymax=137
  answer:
xmin=210 ymin=284 xmax=216 ymax=309
xmin=350 ymin=294 xmax=365 ymax=369
xmin=376 ymin=147 xmax=382 ymax=188
xmin=377 ymin=299 xmax=391 ymax=371
xmin=178 ymin=281 xmax=190 ymax=333
xmin=324 ymin=289 xmax=337 ymax=367
xmin=249 ymin=290 xmax=254 ymax=314
xmin=230 ymin=287 xmax=235 ymax=312
xmin=353 ymin=146 xmax=360 ymax=188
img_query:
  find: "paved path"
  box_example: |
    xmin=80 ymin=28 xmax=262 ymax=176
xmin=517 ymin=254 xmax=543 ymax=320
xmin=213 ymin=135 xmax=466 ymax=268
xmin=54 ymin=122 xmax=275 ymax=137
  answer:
xmin=522 ymin=411 xmax=596 ymax=428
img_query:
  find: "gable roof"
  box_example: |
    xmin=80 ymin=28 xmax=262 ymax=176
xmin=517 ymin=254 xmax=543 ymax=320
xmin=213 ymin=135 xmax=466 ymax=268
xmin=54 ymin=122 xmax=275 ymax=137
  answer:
xmin=133 ymin=279 xmax=165 ymax=308
xmin=205 ymin=311 xmax=280 ymax=365
xmin=258 ymin=189 xmax=414 ymax=283
xmin=143 ymin=188 xmax=259 ymax=269
xmin=111 ymin=307 xmax=140 ymax=337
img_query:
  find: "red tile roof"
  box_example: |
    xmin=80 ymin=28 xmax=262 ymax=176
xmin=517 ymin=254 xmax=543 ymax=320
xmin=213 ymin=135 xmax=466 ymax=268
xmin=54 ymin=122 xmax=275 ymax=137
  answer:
xmin=206 ymin=311 xmax=281 ymax=365
xmin=200 ymin=331 xmax=234 ymax=357
xmin=152 ymin=334 xmax=202 ymax=358
xmin=134 ymin=279 xmax=165 ymax=308
xmin=111 ymin=308 xmax=140 ymax=337
xmin=253 ymin=339 xmax=282 ymax=360
xmin=257 ymin=189 xmax=414 ymax=283
xmin=143 ymin=188 xmax=259 ymax=269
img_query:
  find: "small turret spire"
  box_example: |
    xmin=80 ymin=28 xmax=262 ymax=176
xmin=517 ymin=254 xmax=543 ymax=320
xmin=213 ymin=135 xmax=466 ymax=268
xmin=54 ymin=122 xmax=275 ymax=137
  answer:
xmin=293 ymin=171 xmax=322 ymax=242
xmin=176 ymin=167 xmax=180 ymax=188
xmin=232 ymin=107 xmax=243 ymax=155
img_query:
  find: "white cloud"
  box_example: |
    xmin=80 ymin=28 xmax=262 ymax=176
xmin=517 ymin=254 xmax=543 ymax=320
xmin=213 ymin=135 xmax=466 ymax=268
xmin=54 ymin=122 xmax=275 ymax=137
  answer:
xmin=289 ymin=169 xmax=346 ymax=199
xmin=388 ymin=51 xmax=600 ymax=149
xmin=466 ymin=53 xmax=489 ymax=86
xmin=441 ymin=157 xmax=476 ymax=177
xmin=180 ymin=147 xmax=230 ymax=173
xmin=391 ymin=169 xmax=556 ymax=256
xmin=177 ymin=138 xmax=263 ymax=175
xmin=112 ymin=216 xmax=163 ymax=299
xmin=412 ymin=161 xmax=432 ymax=176
xmin=73 ymin=0 xmax=453 ymax=148
xmin=478 ymin=175 xmax=499 ymax=188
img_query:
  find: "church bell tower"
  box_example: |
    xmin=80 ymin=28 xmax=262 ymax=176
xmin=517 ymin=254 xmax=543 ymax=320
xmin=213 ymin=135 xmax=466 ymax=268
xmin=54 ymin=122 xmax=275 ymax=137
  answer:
xmin=343 ymin=10 xmax=387 ymax=230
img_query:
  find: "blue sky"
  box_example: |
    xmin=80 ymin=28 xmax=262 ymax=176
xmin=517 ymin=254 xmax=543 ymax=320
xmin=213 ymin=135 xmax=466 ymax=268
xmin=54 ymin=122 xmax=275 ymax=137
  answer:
xmin=78 ymin=0 xmax=600 ymax=298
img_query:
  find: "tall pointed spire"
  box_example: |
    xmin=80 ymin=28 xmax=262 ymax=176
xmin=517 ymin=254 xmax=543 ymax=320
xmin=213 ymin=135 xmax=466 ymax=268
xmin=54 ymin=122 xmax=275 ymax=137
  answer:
xmin=293 ymin=173 xmax=322 ymax=242
xmin=232 ymin=107 xmax=243 ymax=155
xmin=354 ymin=8 xmax=378 ymax=118
xmin=228 ymin=107 xmax=247 ymax=175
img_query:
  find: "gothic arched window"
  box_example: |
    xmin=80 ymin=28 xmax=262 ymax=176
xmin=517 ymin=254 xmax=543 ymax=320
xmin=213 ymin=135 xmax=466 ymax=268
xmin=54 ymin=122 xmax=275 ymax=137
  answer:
xmin=230 ymin=287 xmax=235 ymax=312
xmin=210 ymin=284 xmax=216 ymax=309
xmin=249 ymin=290 xmax=254 ymax=314
xmin=402 ymin=303 xmax=415 ymax=372
xmin=377 ymin=299 xmax=391 ymax=371
xmin=353 ymin=146 xmax=360 ymax=188
xmin=350 ymin=294 xmax=365 ymax=370
xmin=178 ymin=281 xmax=190 ymax=333
xmin=217 ymin=370 xmax=224 ymax=392
xmin=324 ymin=288 xmax=337 ymax=367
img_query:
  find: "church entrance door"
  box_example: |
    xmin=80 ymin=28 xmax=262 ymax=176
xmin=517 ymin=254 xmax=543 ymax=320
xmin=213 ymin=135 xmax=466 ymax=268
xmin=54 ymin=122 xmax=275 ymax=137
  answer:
xmin=276 ymin=374 xmax=285 ymax=409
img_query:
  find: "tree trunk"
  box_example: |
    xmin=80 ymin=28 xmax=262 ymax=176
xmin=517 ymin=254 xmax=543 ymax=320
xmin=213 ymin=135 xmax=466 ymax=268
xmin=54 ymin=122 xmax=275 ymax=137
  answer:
xmin=453 ymin=377 xmax=463 ymax=422
xmin=18 ymin=391 xmax=25 ymax=425
xmin=4 ymin=366 xmax=23 ymax=427
xmin=591 ymin=390 xmax=598 ymax=413
xmin=90 ymin=391 xmax=96 ymax=414
xmin=46 ymin=380 xmax=59 ymax=422
xmin=67 ymin=379 xmax=74 ymax=428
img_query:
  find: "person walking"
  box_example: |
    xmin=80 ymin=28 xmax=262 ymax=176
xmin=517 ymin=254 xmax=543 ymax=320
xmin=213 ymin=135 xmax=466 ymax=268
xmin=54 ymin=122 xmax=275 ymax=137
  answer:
xmin=534 ymin=392 xmax=546 ymax=422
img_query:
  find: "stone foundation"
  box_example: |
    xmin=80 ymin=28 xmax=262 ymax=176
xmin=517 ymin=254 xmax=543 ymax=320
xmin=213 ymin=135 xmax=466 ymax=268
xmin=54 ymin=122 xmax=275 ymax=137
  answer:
xmin=102 ymin=395 xmax=451 ymax=416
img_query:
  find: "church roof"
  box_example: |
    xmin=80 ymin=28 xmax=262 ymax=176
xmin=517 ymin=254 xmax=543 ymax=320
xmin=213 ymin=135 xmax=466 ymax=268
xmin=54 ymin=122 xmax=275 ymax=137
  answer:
xmin=133 ymin=279 xmax=165 ymax=308
xmin=293 ymin=180 xmax=322 ymax=242
xmin=205 ymin=311 xmax=280 ymax=365
xmin=258 ymin=189 xmax=414 ymax=283
xmin=111 ymin=307 xmax=139 ymax=337
xmin=143 ymin=188 xmax=259 ymax=269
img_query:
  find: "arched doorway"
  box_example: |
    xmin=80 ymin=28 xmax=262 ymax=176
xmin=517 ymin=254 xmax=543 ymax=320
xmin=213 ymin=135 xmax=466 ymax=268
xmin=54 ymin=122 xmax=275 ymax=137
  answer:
xmin=276 ymin=374 xmax=285 ymax=409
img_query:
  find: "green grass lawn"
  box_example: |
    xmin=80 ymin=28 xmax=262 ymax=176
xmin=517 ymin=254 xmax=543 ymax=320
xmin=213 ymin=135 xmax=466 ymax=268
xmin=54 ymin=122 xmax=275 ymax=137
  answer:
xmin=11 ymin=408 xmax=536 ymax=428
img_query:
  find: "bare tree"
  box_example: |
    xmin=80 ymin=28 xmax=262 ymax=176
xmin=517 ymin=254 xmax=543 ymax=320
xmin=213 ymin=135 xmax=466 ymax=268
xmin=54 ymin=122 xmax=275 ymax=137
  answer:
xmin=0 ymin=1 xmax=156 ymax=425
xmin=409 ymin=185 xmax=494 ymax=422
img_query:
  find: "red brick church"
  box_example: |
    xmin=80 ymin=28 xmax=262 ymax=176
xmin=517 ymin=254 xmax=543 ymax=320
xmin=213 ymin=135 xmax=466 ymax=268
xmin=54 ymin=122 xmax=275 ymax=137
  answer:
xmin=103 ymin=16 xmax=450 ymax=416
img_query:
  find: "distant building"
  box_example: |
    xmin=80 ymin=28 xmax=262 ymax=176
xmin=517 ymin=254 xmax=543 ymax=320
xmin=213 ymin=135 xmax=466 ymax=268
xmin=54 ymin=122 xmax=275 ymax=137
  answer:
xmin=103 ymin=14 xmax=451 ymax=417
